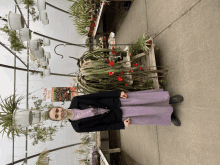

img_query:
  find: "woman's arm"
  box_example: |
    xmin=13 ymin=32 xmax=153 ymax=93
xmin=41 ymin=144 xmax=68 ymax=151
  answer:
xmin=76 ymin=121 xmax=125 ymax=133
xmin=76 ymin=90 xmax=121 ymax=100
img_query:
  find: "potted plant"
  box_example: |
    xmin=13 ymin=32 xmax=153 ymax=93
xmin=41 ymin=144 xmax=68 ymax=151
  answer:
xmin=21 ymin=0 xmax=40 ymax=22
xmin=43 ymin=37 xmax=50 ymax=46
xmin=32 ymin=46 xmax=44 ymax=59
xmin=41 ymin=58 xmax=49 ymax=67
xmin=40 ymin=10 xmax=48 ymax=21
xmin=19 ymin=27 xmax=32 ymax=41
xmin=43 ymin=67 xmax=50 ymax=76
xmin=44 ymin=52 xmax=51 ymax=59
xmin=37 ymin=0 xmax=46 ymax=12
xmin=29 ymin=39 xmax=40 ymax=52
xmin=0 ymin=24 xmax=26 ymax=53
xmin=0 ymin=94 xmax=24 ymax=139
xmin=39 ymin=56 xmax=46 ymax=63
xmin=8 ymin=11 xmax=24 ymax=30
xmin=42 ymin=19 xmax=49 ymax=25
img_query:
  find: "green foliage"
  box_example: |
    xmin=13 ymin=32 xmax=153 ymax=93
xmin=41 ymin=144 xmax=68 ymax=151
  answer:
xmin=0 ymin=95 xmax=24 ymax=139
xmin=35 ymin=149 xmax=49 ymax=165
xmin=129 ymin=34 xmax=149 ymax=56
xmin=68 ymin=0 xmax=95 ymax=37
xmin=85 ymin=37 xmax=91 ymax=48
xmin=73 ymin=45 xmax=168 ymax=94
xmin=21 ymin=0 xmax=40 ymax=22
xmin=0 ymin=24 xmax=26 ymax=53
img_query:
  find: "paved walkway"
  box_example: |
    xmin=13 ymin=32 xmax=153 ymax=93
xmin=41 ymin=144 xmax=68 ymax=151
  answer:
xmin=115 ymin=0 xmax=220 ymax=165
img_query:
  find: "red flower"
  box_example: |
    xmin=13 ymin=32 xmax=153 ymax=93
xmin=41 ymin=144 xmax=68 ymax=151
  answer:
xmin=114 ymin=52 xmax=117 ymax=56
xmin=110 ymin=61 xmax=114 ymax=66
xmin=132 ymin=63 xmax=138 ymax=67
xmin=111 ymin=51 xmax=115 ymax=54
xmin=125 ymin=83 xmax=128 ymax=86
xmin=105 ymin=59 xmax=109 ymax=63
xmin=120 ymin=72 xmax=124 ymax=74
xmin=148 ymin=40 xmax=152 ymax=44
xmin=104 ymin=3 xmax=106 ymax=5
xmin=140 ymin=67 xmax=142 ymax=70
xmin=119 ymin=46 xmax=120 ymax=48
xmin=108 ymin=72 xmax=113 ymax=75
xmin=147 ymin=67 xmax=150 ymax=70
xmin=112 ymin=47 xmax=114 ymax=50
xmin=117 ymin=76 xmax=123 ymax=81
xmin=129 ymin=53 xmax=131 ymax=56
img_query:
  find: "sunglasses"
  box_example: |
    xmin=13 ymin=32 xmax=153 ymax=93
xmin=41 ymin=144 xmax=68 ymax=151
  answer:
xmin=55 ymin=108 xmax=61 ymax=119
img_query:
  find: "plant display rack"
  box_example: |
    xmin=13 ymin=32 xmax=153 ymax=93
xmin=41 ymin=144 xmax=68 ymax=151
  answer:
xmin=107 ymin=33 xmax=161 ymax=89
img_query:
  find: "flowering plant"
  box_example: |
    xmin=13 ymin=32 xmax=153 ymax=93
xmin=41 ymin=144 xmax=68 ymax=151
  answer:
xmin=72 ymin=48 xmax=168 ymax=94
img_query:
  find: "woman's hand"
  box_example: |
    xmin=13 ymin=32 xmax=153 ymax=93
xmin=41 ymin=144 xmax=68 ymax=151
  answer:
xmin=120 ymin=91 xmax=127 ymax=99
xmin=124 ymin=118 xmax=130 ymax=127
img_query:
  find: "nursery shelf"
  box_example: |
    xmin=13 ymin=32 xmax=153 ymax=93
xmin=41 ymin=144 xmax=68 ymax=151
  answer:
xmin=119 ymin=37 xmax=160 ymax=89
xmin=92 ymin=3 xmax=105 ymax=38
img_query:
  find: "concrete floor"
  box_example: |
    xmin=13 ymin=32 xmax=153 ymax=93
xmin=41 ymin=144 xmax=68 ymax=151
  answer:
xmin=114 ymin=0 xmax=220 ymax=165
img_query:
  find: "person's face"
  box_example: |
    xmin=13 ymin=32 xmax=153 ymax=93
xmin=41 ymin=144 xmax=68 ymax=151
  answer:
xmin=49 ymin=108 xmax=68 ymax=121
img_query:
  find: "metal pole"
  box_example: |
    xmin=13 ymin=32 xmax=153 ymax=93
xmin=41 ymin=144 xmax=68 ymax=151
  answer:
xmin=0 ymin=63 xmax=77 ymax=77
xmin=45 ymin=2 xmax=70 ymax=14
xmin=24 ymin=5 xmax=30 ymax=164
xmin=0 ymin=42 xmax=27 ymax=67
xmin=12 ymin=4 xmax=17 ymax=165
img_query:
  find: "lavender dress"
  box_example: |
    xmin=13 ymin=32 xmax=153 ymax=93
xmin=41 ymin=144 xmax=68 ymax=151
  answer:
xmin=119 ymin=89 xmax=173 ymax=126
xmin=71 ymin=89 xmax=173 ymax=126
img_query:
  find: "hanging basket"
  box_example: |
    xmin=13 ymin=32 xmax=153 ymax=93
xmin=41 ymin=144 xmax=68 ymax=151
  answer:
xmin=39 ymin=56 xmax=46 ymax=63
xmin=8 ymin=11 xmax=25 ymax=30
xmin=19 ymin=27 xmax=32 ymax=41
xmin=31 ymin=110 xmax=41 ymax=125
xmin=43 ymin=68 xmax=50 ymax=76
xmin=41 ymin=58 xmax=49 ymax=66
xmin=29 ymin=39 xmax=40 ymax=52
xmin=37 ymin=0 xmax=46 ymax=12
xmin=42 ymin=19 xmax=49 ymax=25
xmin=13 ymin=108 xmax=32 ymax=129
xmin=43 ymin=38 xmax=50 ymax=46
xmin=44 ymin=52 xmax=51 ymax=59
xmin=40 ymin=10 xmax=48 ymax=21
xmin=33 ymin=47 xmax=44 ymax=59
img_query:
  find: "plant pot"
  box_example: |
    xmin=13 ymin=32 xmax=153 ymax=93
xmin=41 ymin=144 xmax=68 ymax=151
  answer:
xmin=39 ymin=56 xmax=46 ymax=63
xmin=29 ymin=39 xmax=40 ymax=52
xmin=40 ymin=10 xmax=48 ymax=21
xmin=43 ymin=68 xmax=51 ymax=76
xmin=31 ymin=110 xmax=41 ymax=125
xmin=41 ymin=58 xmax=49 ymax=66
xmin=43 ymin=38 xmax=50 ymax=46
xmin=42 ymin=19 xmax=49 ymax=25
xmin=19 ymin=27 xmax=32 ymax=41
xmin=44 ymin=52 xmax=51 ymax=59
xmin=37 ymin=0 xmax=46 ymax=12
xmin=13 ymin=108 xmax=32 ymax=128
xmin=33 ymin=47 xmax=44 ymax=59
xmin=8 ymin=11 xmax=25 ymax=30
